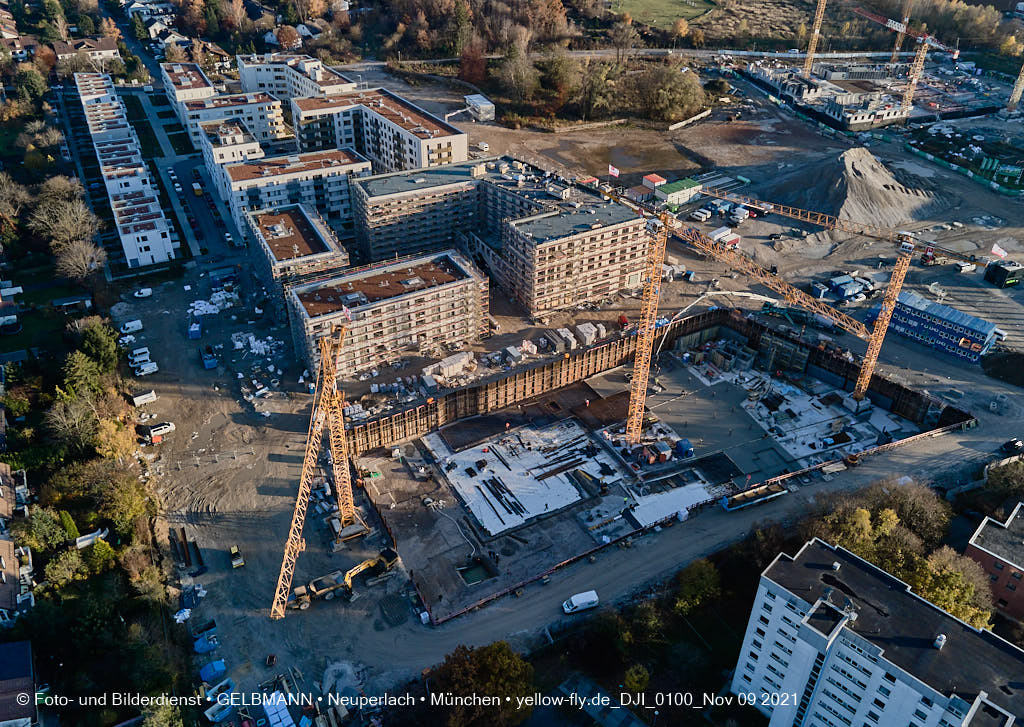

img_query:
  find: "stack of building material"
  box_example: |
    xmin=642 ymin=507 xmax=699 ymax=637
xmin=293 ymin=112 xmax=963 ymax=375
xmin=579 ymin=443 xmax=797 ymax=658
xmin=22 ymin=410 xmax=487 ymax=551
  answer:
xmin=575 ymin=323 xmax=597 ymax=346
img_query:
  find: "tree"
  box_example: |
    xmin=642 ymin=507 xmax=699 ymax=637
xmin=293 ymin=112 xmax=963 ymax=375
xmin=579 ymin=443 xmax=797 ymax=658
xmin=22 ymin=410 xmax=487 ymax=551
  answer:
xmin=539 ymin=46 xmax=579 ymax=105
xmin=432 ymin=642 xmax=534 ymax=726
xmin=623 ymin=664 xmax=649 ymax=692
xmin=673 ymin=17 xmax=689 ymax=47
xmin=704 ymin=78 xmax=730 ymax=95
xmin=574 ymin=59 xmax=614 ymax=120
xmin=37 ymin=175 xmax=84 ymax=203
xmin=84 ymin=538 xmax=116 ymax=573
xmin=99 ymin=472 xmax=148 ymax=536
xmin=498 ymin=42 xmax=539 ymax=102
xmin=79 ymin=14 xmax=95 ymax=36
xmin=142 ymin=703 xmax=184 ymax=727
xmin=45 ymin=396 xmax=99 ymax=453
xmin=54 ymin=12 xmax=69 ymax=42
xmin=79 ymin=321 xmax=119 ymax=373
xmin=30 ymin=197 xmax=100 ymax=250
xmin=14 ymin=65 xmax=47 ymax=103
xmin=164 ymin=43 xmax=186 ymax=63
xmin=609 ymin=21 xmax=638 ymax=64
xmin=11 ymin=508 xmax=66 ymax=552
xmin=226 ymin=0 xmax=246 ymax=30
xmin=95 ymin=419 xmax=136 ymax=461
xmin=908 ymin=548 xmax=992 ymax=629
xmin=459 ymin=34 xmax=487 ymax=85
xmin=633 ymin=63 xmax=705 ymax=121
xmin=44 ymin=549 xmax=87 ymax=586
xmin=182 ymin=0 xmax=206 ymax=35
xmin=54 ymin=233 xmax=107 ymax=280
xmin=689 ymin=28 xmax=705 ymax=47
xmin=796 ymin=22 xmax=807 ymax=44
xmin=58 ymin=509 xmax=80 ymax=539
xmin=63 ymin=351 xmax=103 ymax=397
xmin=673 ymin=558 xmax=720 ymax=615
xmin=100 ymin=16 xmax=121 ymax=40
xmin=276 ymin=25 xmax=301 ymax=49
xmin=0 ymin=172 xmax=31 ymax=230
xmin=131 ymin=14 xmax=147 ymax=40
xmin=34 ymin=126 xmax=63 ymax=148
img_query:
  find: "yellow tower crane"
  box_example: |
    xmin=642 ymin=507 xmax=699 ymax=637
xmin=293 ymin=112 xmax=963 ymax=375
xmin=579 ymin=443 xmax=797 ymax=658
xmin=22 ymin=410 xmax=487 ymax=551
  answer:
xmin=890 ymin=0 xmax=913 ymax=64
xmin=270 ymin=324 xmax=365 ymax=620
xmin=803 ymin=0 xmax=829 ymax=78
xmin=1008 ymin=62 xmax=1024 ymax=111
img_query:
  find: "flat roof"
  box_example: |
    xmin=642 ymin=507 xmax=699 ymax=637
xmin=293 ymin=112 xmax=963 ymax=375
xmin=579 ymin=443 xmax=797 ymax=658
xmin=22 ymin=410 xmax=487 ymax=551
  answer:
xmin=160 ymin=62 xmax=213 ymax=91
xmin=897 ymin=291 xmax=997 ymax=337
xmin=237 ymin=53 xmax=354 ymax=88
xmin=200 ymin=118 xmax=257 ymax=146
xmin=184 ymin=92 xmax=278 ymax=111
xmin=226 ymin=148 xmax=367 ymax=183
xmin=970 ymin=502 xmax=1024 ymax=570
xmin=659 ymin=178 xmax=701 ymax=193
xmin=252 ymin=206 xmax=334 ymax=262
xmin=511 ymin=203 xmax=640 ymax=243
xmin=293 ymin=88 xmax=462 ymax=139
xmin=295 ymin=252 xmax=470 ymax=318
xmin=766 ymin=539 xmax=1024 ymax=718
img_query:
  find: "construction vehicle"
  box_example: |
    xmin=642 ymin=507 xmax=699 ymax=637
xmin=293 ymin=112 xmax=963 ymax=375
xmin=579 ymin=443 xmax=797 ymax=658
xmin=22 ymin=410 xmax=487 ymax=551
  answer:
xmin=230 ymin=545 xmax=245 ymax=568
xmin=287 ymin=548 xmax=398 ymax=610
xmin=270 ymin=325 xmax=367 ymax=620
xmin=852 ymin=7 xmax=958 ymax=114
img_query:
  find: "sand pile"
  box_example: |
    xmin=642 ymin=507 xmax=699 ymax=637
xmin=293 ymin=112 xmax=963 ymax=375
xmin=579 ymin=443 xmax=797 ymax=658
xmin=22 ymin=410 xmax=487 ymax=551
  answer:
xmin=762 ymin=147 xmax=953 ymax=233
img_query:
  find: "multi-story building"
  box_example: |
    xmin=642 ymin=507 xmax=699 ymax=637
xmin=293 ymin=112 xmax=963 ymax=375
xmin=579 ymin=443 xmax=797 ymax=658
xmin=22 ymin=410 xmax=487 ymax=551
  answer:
xmin=352 ymin=157 xmax=648 ymax=316
xmin=181 ymin=92 xmax=288 ymax=146
xmin=221 ymin=148 xmax=371 ymax=240
xmin=966 ymin=502 xmax=1024 ymax=621
xmin=0 ymin=463 xmax=33 ymax=628
xmin=75 ymin=73 xmax=177 ymax=268
xmin=287 ymin=250 xmax=488 ymax=375
xmin=198 ymin=118 xmax=266 ymax=202
xmin=732 ymin=538 xmax=1024 ymax=727
xmin=290 ymin=88 xmax=468 ymax=173
xmin=887 ymin=292 xmax=997 ymax=363
xmin=237 ymin=53 xmax=356 ymax=100
xmin=160 ymin=62 xmax=216 ymax=124
xmin=246 ymin=204 xmax=349 ymax=316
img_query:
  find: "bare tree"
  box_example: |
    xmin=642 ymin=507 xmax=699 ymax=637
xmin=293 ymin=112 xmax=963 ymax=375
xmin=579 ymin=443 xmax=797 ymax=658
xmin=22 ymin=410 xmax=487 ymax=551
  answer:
xmin=35 ymin=127 xmax=64 ymax=148
xmin=54 ymin=13 xmax=70 ymax=42
xmin=55 ymin=238 xmax=107 ymax=281
xmin=610 ymin=22 xmax=639 ymax=64
xmin=0 ymin=172 xmax=30 ymax=225
xmin=37 ymin=175 xmax=84 ymax=203
xmin=31 ymin=198 xmax=100 ymax=250
xmin=46 ymin=395 xmax=99 ymax=452
xmin=164 ymin=44 xmax=187 ymax=63
xmin=276 ymin=25 xmax=301 ymax=49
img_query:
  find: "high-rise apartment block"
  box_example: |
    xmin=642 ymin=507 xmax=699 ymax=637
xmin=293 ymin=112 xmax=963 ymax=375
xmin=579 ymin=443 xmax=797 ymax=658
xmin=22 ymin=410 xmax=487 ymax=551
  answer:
xmin=731 ymin=538 xmax=1024 ymax=727
xmin=287 ymin=250 xmax=488 ymax=375
xmin=237 ymin=53 xmax=356 ymax=100
xmin=246 ymin=204 xmax=349 ymax=315
xmin=221 ymin=147 xmax=371 ymax=240
xmin=290 ymin=89 xmax=468 ymax=173
xmin=160 ymin=62 xmax=216 ymax=124
xmin=75 ymin=73 xmax=177 ymax=268
xmin=351 ymin=158 xmax=648 ymax=316
xmin=180 ymin=92 xmax=289 ymax=147
xmin=966 ymin=502 xmax=1024 ymax=621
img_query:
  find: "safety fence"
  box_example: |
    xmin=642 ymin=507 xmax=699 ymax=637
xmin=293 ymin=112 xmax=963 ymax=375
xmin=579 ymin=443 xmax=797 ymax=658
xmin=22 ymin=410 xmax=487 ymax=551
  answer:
xmin=904 ymin=144 xmax=1024 ymax=198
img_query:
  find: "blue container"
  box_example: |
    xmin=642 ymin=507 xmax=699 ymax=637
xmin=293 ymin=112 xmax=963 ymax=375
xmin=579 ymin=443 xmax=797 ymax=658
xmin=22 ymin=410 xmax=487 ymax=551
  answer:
xmin=188 ymin=320 xmax=202 ymax=339
xmin=675 ymin=439 xmax=694 ymax=458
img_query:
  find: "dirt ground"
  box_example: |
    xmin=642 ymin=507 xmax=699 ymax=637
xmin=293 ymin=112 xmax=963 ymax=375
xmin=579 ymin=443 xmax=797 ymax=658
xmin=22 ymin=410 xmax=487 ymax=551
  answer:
xmin=136 ymin=65 xmax=1024 ymax=706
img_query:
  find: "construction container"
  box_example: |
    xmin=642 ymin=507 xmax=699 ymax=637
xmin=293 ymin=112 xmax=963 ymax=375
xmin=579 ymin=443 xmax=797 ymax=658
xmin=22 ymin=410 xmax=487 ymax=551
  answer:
xmin=421 ymin=374 xmax=438 ymax=391
xmin=709 ymin=226 xmax=732 ymax=242
xmin=811 ymin=282 xmax=829 ymax=299
xmin=504 ymin=346 xmax=523 ymax=363
xmin=675 ymin=438 xmax=694 ymax=458
xmin=596 ymin=323 xmax=607 ymax=339
xmin=188 ymin=320 xmax=202 ymax=339
xmin=200 ymin=346 xmax=217 ymax=369
xmin=132 ymin=390 xmax=158 ymax=407
xmin=985 ymin=261 xmax=1022 ymax=288
xmin=720 ymin=233 xmax=741 ymax=248
xmin=653 ymin=441 xmax=673 ymax=463
xmin=559 ymin=328 xmax=578 ymax=350
xmin=544 ymin=330 xmax=565 ymax=353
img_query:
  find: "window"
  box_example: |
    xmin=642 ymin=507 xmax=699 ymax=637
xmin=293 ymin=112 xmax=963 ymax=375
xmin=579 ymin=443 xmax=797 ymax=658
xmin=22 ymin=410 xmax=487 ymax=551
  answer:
xmin=877 ymin=686 xmax=890 ymax=697
xmin=1013 ymin=571 xmax=1023 ymax=580
xmin=756 ymin=627 xmax=766 ymax=637
xmin=1007 ymin=582 xmax=1017 ymax=591
xmin=995 ymin=562 xmax=1005 ymax=570
xmin=914 ymin=709 xmax=928 ymax=720
xmin=883 ymin=672 xmax=896 ymax=684
xmin=872 ymin=698 xmax=886 ymax=709
xmin=741 ymin=674 xmax=751 ymax=683
xmin=866 ymin=711 xmax=880 ymax=722
xmin=759 ymin=615 xmax=770 ymax=626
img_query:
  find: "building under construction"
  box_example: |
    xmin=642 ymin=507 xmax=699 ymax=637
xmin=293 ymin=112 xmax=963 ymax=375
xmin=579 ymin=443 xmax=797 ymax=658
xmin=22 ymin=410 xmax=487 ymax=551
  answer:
xmin=351 ymin=157 xmax=648 ymax=317
xmin=287 ymin=250 xmax=489 ymax=376
xmin=247 ymin=204 xmax=350 ymax=316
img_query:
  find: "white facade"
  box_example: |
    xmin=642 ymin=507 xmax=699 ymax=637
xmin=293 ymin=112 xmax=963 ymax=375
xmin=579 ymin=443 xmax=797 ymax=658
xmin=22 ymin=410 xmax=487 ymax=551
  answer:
xmin=181 ymin=92 xmax=288 ymax=145
xmin=732 ymin=539 xmax=1024 ymax=727
xmin=160 ymin=62 xmax=216 ymax=124
xmin=221 ymin=149 xmax=372 ymax=240
xmin=291 ymin=89 xmax=469 ymax=174
xmin=75 ymin=73 xmax=176 ymax=268
xmin=198 ymin=119 xmax=266 ymax=203
xmin=237 ymin=53 xmax=356 ymax=100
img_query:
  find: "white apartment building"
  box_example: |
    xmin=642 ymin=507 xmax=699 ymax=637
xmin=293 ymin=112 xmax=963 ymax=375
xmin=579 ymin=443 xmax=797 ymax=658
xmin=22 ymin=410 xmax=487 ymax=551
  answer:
xmin=75 ymin=73 xmax=176 ymax=268
xmin=290 ymin=88 xmax=468 ymax=173
xmin=222 ymin=148 xmax=371 ymax=240
xmin=198 ymin=118 xmax=265 ymax=202
xmin=160 ymin=62 xmax=216 ymax=124
xmin=732 ymin=538 xmax=1024 ymax=727
xmin=287 ymin=250 xmax=488 ymax=376
xmin=237 ymin=53 xmax=356 ymax=100
xmin=180 ymin=91 xmax=288 ymax=146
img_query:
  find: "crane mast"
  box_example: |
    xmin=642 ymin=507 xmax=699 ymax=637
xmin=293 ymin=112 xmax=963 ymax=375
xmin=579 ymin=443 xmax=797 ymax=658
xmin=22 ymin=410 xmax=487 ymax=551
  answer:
xmin=890 ymin=0 xmax=913 ymax=63
xmin=1009 ymin=61 xmax=1024 ymax=111
xmin=625 ymin=221 xmax=668 ymax=445
xmin=270 ymin=326 xmax=360 ymax=620
xmin=803 ymin=0 xmax=829 ymax=78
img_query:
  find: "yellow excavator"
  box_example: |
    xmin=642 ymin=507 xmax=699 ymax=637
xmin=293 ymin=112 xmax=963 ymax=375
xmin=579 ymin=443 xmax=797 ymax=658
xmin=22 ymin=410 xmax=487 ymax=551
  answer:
xmin=287 ymin=548 xmax=399 ymax=610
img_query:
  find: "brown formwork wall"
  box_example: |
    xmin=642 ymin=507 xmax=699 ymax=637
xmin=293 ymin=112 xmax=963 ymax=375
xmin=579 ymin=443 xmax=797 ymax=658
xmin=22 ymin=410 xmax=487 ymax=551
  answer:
xmin=346 ymin=308 xmax=971 ymax=455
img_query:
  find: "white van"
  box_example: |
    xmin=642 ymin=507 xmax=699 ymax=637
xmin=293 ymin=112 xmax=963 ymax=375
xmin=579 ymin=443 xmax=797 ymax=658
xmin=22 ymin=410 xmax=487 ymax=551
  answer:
xmin=477 ymin=141 xmax=490 ymax=152
xmin=562 ymin=590 xmax=599 ymax=614
xmin=128 ymin=347 xmax=150 ymax=365
xmin=690 ymin=209 xmax=712 ymax=222
xmin=134 ymin=362 xmax=159 ymax=377
xmin=120 ymin=319 xmax=143 ymax=334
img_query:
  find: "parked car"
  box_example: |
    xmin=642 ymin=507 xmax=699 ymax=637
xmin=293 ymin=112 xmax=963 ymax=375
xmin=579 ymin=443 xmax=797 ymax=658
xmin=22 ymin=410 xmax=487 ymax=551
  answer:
xmin=148 ymin=422 xmax=175 ymax=437
xmin=134 ymin=288 xmax=153 ymax=298
xmin=562 ymin=590 xmax=599 ymax=614
xmin=134 ymin=362 xmax=159 ymax=377
xmin=119 ymin=319 xmax=143 ymax=334
xmin=1001 ymin=438 xmax=1023 ymax=454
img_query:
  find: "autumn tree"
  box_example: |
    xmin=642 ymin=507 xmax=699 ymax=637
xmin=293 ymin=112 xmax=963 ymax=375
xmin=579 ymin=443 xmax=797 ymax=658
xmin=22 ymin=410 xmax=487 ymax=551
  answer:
xmin=182 ymin=0 xmax=207 ymax=36
xmin=673 ymin=17 xmax=689 ymax=47
xmin=609 ymin=21 xmax=638 ymax=64
xmin=95 ymin=419 xmax=136 ymax=461
xmin=30 ymin=197 xmax=100 ymax=251
xmin=498 ymin=39 xmax=538 ymax=102
xmin=84 ymin=538 xmax=116 ymax=573
xmin=432 ymin=642 xmax=534 ymax=726
xmin=632 ymin=63 xmax=704 ymax=121
xmin=164 ymin=43 xmax=187 ymax=62
xmin=225 ymin=0 xmax=246 ymax=31
xmin=44 ymin=549 xmax=88 ymax=586
xmin=623 ymin=664 xmax=649 ymax=693
xmin=100 ymin=17 xmax=121 ymax=40
xmin=690 ymin=27 xmax=705 ymax=47
xmin=458 ymin=34 xmax=487 ymax=85
xmin=45 ymin=395 xmax=99 ymax=453
xmin=673 ymin=558 xmax=720 ymax=615
xmin=276 ymin=25 xmax=301 ymax=49
xmin=574 ymin=59 xmax=615 ymax=120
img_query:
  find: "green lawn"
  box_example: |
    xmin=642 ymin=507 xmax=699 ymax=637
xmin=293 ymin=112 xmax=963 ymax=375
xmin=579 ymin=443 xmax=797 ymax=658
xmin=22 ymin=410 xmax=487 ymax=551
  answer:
xmin=132 ymin=118 xmax=162 ymax=158
xmin=167 ymin=132 xmax=195 ymax=156
xmin=149 ymin=94 xmax=170 ymax=107
xmin=616 ymin=0 xmax=716 ymax=28
xmin=120 ymin=93 xmax=145 ymax=121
